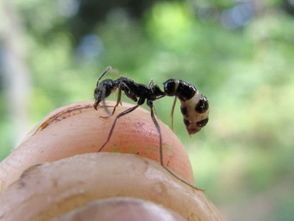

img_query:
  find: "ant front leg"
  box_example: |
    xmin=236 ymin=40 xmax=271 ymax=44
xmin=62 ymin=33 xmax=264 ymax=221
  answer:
xmin=95 ymin=88 xmax=112 ymax=116
xmin=99 ymin=80 xmax=135 ymax=119
xmin=111 ymin=88 xmax=122 ymax=115
xmin=100 ymin=88 xmax=122 ymax=118
xmin=94 ymin=88 xmax=110 ymax=114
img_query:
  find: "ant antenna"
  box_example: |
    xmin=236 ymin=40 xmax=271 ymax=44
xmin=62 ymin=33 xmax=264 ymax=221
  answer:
xmin=97 ymin=66 xmax=112 ymax=84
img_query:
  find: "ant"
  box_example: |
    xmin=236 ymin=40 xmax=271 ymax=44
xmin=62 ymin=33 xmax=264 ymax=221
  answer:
xmin=94 ymin=66 xmax=209 ymax=190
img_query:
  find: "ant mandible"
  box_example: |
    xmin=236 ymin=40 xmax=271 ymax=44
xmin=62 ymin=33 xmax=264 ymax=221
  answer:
xmin=93 ymin=66 xmax=209 ymax=190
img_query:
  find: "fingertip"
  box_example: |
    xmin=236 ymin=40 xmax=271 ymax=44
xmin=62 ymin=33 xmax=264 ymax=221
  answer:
xmin=0 ymin=101 xmax=194 ymax=189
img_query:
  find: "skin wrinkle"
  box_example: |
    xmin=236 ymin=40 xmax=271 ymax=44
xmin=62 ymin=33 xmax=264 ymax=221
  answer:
xmin=7 ymin=172 xmax=87 ymax=220
xmin=0 ymin=154 xmax=224 ymax=220
xmin=33 ymin=103 xmax=117 ymax=135
xmin=33 ymin=104 xmax=94 ymax=134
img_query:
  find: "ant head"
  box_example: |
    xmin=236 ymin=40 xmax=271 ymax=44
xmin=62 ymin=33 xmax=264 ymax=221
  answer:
xmin=163 ymin=79 xmax=179 ymax=96
xmin=94 ymin=79 xmax=116 ymax=109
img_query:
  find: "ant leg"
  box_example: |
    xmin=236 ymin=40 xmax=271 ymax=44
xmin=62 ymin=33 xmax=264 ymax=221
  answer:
xmin=94 ymin=99 xmax=99 ymax=110
xmin=147 ymin=100 xmax=163 ymax=165
xmin=147 ymin=100 xmax=202 ymax=191
xmin=112 ymin=88 xmax=122 ymax=115
xmin=94 ymin=88 xmax=112 ymax=116
xmin=100 ymin=88 xmax=122 ymax=118
xmin=100 ymin=81 xmax=134 ymax=118
xmin=170 ymin=97 xmax=177 ymax=130
xmin=148 ymin=80 xmax=155 ymax=88
xmin=102 ymin=93 xmax=112 ymax=116
xmin=98 ymin=104 xmax=140 ymax=152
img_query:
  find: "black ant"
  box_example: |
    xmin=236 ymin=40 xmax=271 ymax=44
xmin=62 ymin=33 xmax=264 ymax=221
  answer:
xmin=94 ymin=66 xmax=209 ymax=190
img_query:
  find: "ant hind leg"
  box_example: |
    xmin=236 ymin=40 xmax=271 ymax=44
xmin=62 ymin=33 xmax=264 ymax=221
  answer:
xmin=170 ymin=97 xmax=177 ymax=130
xmin=147 ymin=100 xmax=164 ymax=165
xmin=147 ymin=100 xmax=202 ymax=191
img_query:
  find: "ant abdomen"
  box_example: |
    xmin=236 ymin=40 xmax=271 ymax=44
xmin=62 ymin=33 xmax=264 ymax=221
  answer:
xmin=163 ymin=79 xmax=209 ymax=135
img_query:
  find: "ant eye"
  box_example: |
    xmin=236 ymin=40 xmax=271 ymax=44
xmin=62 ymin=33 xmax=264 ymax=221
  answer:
xmin=196 ymin=118 xmax=208 ymax=127
xmin=163 ymin=79 xmax=176 ymax=95
xmin=195 ymin=96 xmax=209 ymax=113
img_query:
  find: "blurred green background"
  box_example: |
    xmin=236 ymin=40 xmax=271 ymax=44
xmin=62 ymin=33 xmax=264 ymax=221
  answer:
xmin=0 ymin=0 xmax=293 ymax=220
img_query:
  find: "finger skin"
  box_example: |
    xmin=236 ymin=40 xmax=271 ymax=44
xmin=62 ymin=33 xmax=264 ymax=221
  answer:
xmin=0 ymin=101 xmax=194 ymax=190
xmin=0 ymin=153 xmax=224 ymax=221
